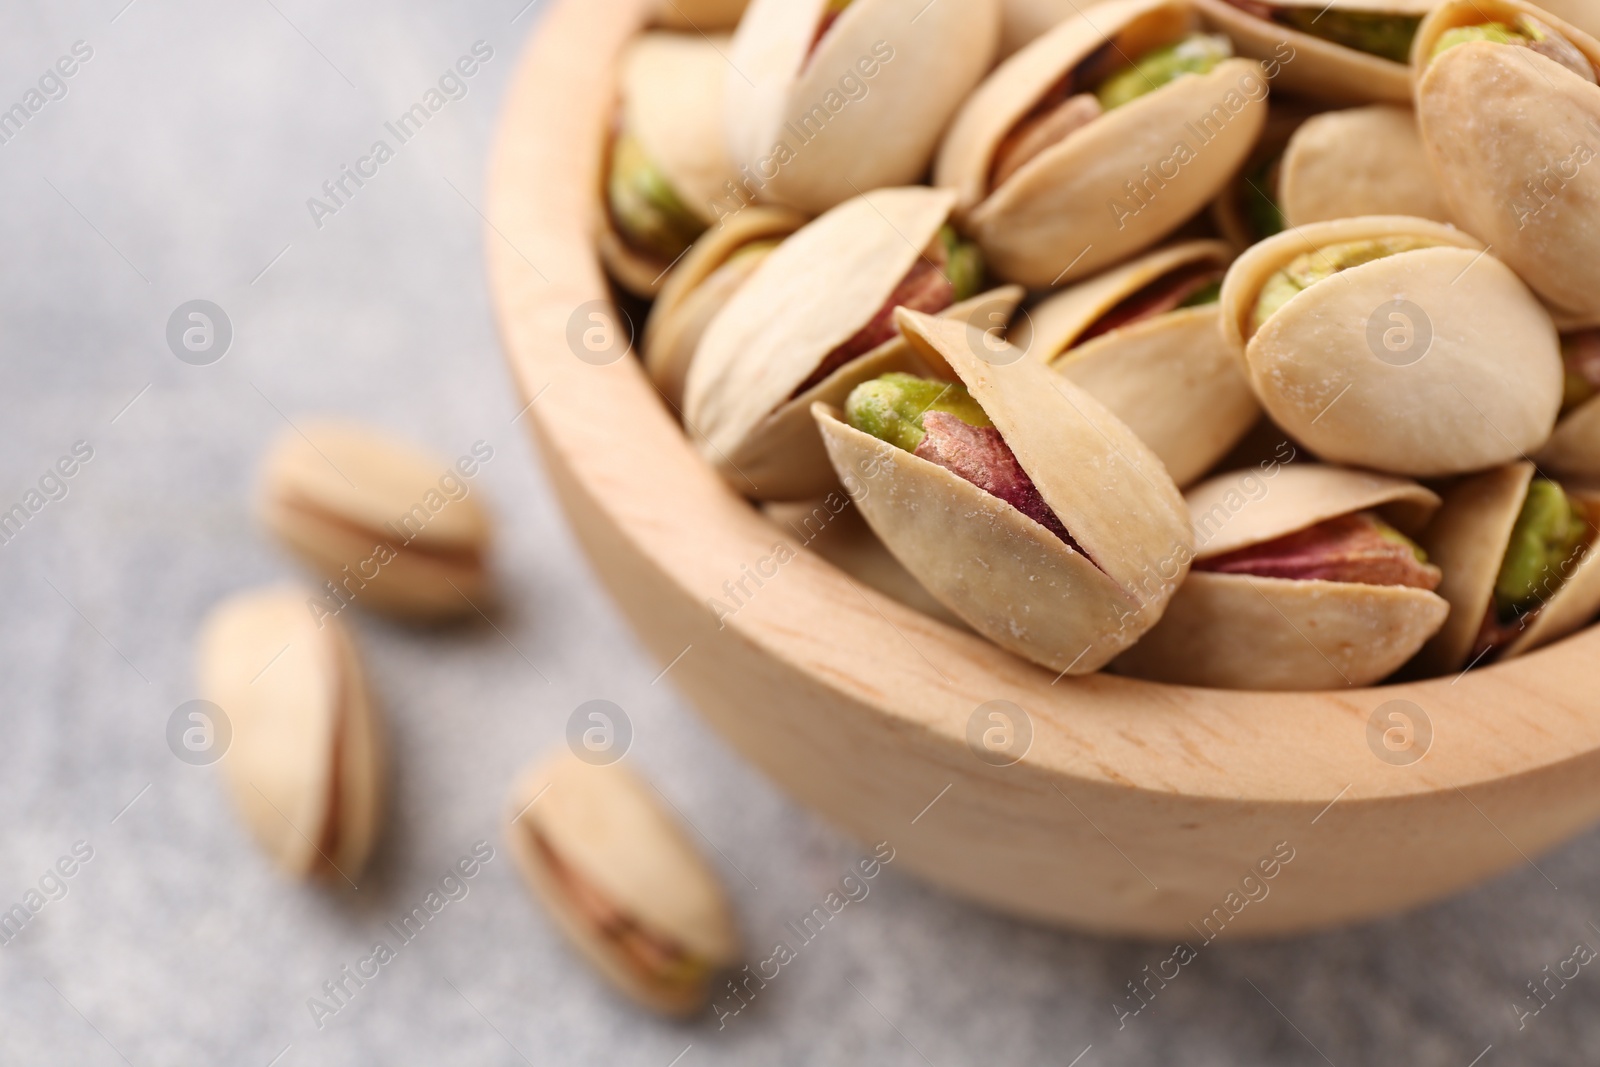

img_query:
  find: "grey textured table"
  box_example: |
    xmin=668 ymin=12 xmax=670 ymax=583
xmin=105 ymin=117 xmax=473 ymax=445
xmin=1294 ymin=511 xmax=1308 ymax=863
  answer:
xmin=3 ymin=2 xmax=1598 ymax=1064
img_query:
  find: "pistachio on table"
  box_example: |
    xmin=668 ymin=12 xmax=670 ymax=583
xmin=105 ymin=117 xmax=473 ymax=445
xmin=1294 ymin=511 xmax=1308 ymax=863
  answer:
xmin=1194 ymin=0 xmax=1433 ymax=104
xmin=1275 ymin=105 xmax=1452 ymax=229
xmin=650 ymin=0 xmax=749 ymax=31
xmin=812 ymin=309 xmax=1192 ymax=674
xmin=197 ymin=587 xmax=385 ymax=882
xmin=724 ymin=0 xmax=999 ymax=216
xmin=506 ymin=752 xmax=740 ymax=1017
xmin=684 ymin=186 xmax=1023 ymax=500
xmin=642 ymin=206 xmax=807 ymax=409
xmin=1011 ymin=240 xmax=1259 ymax=487
xmin=1115 ymin=465 xmax=1448 ymax=690
xmin=1414 ymin=0 xmax=1600 ymax=322
xmin=1537 ymin=328 xmax=1600 ymax=478
xmin=258 ymin=421 xmax=492 ymax=622
xmin=1415 ymin=463 xmax=1600 ymax=673
xmin=600 ymin=33 xmax=739 ymax=298
xmin=936 ymin=0 xmax=1267 ymax=287
xmin=1219 ymin=215 xmax=1563 ymax=477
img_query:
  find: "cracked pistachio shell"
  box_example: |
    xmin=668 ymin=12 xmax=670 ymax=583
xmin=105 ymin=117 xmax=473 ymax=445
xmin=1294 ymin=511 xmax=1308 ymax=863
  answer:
xmin=651 ymin=0 xmax=749 ymax=30
xmin=813 ymin=309 xmax=1193 ymax=674
xmin=1279 ymin=106 xmax=1452 ymax=228
xmin=198 ymin=588 xmax=385 ymax=882
xmin=1114 ymin=464 xmax=1447 ymax=690
xmin=1219 ymin=215 xmax=1563 ymax=477
xmin=1414 ymin=0 xmax=1600 ymax=321
xmin=1415 ymin=463 xmax=1600 ymax=672
xmin=643 ymin=206 xmax=808 ymax=409
xmin=1011 ymin=240 xmax=1259 ymax=486
xmin=507 ymin=753 xmax=739 ymax=1017
xmin=937 ymin=0 xmax=1268 ymax=287
xmin=725 ymin=0 xmax=1000 ymax=215
xmin=1193 ymin=0 xmax=1436 ymax=104
xmin=258 ymin=421 xmax=492 ymax=621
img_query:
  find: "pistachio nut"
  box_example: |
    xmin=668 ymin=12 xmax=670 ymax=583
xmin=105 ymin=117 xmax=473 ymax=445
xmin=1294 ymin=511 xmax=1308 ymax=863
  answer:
xmin=643 ymin=206 xmax=808 ymax=409
xmin=197 ymin=587 xmax=385 ymax=881
xmin=684 ymin=186 xmax=1023 ymax=500
xmin=1010 ymin=240 xmax=1260 ymax=486
xmin=600 ymin=33 xmax=739 ymax=298
xmin=936 ymin=0 xmax=1268 ymax=287
xmin=1219 ymin=215 xmax=1564 ymax=477
xmin=1414 ymin=0 xmax=1600 ymax=321
xmin=1537 ymin=328 xmax=1600 ymax=478
xmin=651 ymin=0 xmax=750 ymax=30
xmin=1415 ymin=462 xmax=1600 ymax=672
xmin=506 ymin=752 xmax=740 ymax=1017
xmin=258 ymin=421 xmax=493 ymax=621
xmin=1277 ymin=105 xmax=1452 ymax=228
xmin=1193 ymin=0 xmax=1436 ymax=104
xmin=1000 ymin=0 xmax=1118 ymax=57
xmin=724 ymin=0 xmax=1000 ymax=216
xmin=1115 ymin=464 xmax=1448 ymax=689
xmin=812 ymin=309 xmax=1193 ymax=674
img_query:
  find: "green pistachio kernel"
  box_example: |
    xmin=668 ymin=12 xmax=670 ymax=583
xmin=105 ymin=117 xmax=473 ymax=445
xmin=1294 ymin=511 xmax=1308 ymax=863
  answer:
xmin=845 ymin=372 xmax=992 ymax=453
xmin=1432 ymin=21 xmax=1528 ymax=60
xmin=1242 ymin=155 xmax=1285 ymax=241
xmin=1494 ymin=479 xmax=1590 ymax=617
xmin=1095 ymin=33 xmax=1233 ymax=111
xmin=1376 ymin=520 xmax=1431 ymax=564
xmin=940 ymin=227 xmax=985 ymax=303
xmin=1178 ymin=280 xmax=1223 ymax=308
xmin=1250 ymin=236 xmax=1437 ymax=334
xmin=607 ymin=131 xmax=706 ymax=263
xmin=1280 ymin=10 xmax=1422 ymax=64
xmin=1432 ymin=16 xmax=1596 ymax=80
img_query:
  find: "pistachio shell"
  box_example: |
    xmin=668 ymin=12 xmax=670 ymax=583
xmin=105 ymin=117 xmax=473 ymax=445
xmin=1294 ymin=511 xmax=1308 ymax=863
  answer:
xmin=506 ymin=753 xmax=739 ymax=1017
xmin=1219 ymin=215 xmax=1563 ymax=477
xmin=1193 ymin=0 xmax=1431 ymax=104
xmin=623 ymin=33 xmax=740 ymax=226
xmin=1000 ymin=0 xmax=1115 ymax=57
xmin=651 ymin=0 xmax=749 ymax=31
xmin=813 ymin=309 xmax=1192 ymax=673
xmin=1013 ymin=240 xmax=1259 ymax=486
xmin=1279 ymin=106 xmax=1452 ymax=228
xmin=1415 ymin=464 xmax=1600 ymax=671
xmin=1536 ymin=0 xmax=1600 ymax=43
xmin=937 ymin=0 xmax=1268 ymax=287
xmin=1414 ymin=0 xmax=1600 ymax=321
xmin=643 ymin=207 xmax=808 ymax=408
xmin=1115 ymin=464 xmax=1447 ymax=689
xmin=1538 ymin=394 xmax=1600 ymax=478
xmin=725 ymin=0 xmax=999 ymax=215
xmin=258 ymin=422 xmax=492 ymax=620
xmin=197 ymin=587 xmax=384 ymax=882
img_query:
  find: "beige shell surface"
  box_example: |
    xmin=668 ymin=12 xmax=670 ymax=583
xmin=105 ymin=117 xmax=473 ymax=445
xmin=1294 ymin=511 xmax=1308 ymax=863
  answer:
xmin=622 ymin=33 xmax=739 ymax=226
xmin=938 ymin=0 xmax=1267 ymax=286
xmin=507 ymin=753 xmax=739 ymax=1014
xmin=1000 ymin=0 xmax=1116 ymax=57
xmin=1279 ymin=106 xmax=1451 ymax=228
xmin=1112 ymin=571 xmax=1450 ymax=689
xmin=724 ymin=0 xmax=999 ymax=215
xmin=682 ymin=186 xmax=955 ymax=484
xmin=258 ymin=421 xmax=492 ymax=619
xmin=1187 ymin=462 xmax=1442 ymax=557
xmin=643 ymin=206 xmax=808 ymax=408
xmin=597 ymin=222 xmax=671 ymax=299
xmin=1221 ymin=216 xmax=1563 ymax=477
xmin=719 ymin=286 xmax=1024 ymax=501
xmin=1539 ymin=395 xmax=1600 ymax=478
xmin=1192 ymin=0 xmax=1420 ymax=104
xmin=1536 ymin=0 xmax=1600 ymax=43
xmin=197 ymin=587 xmax=384 ymax=882
xmin=1415 ymin=2 xmax=1600 ymax=321
xmin=651 ymin=0 xmax=748 ymax=31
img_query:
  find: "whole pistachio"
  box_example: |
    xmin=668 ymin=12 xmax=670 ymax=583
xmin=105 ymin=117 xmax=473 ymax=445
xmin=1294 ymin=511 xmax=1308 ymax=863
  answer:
xmin=1494 ymin=479 xmax=1589 ymax=616
xmin=1280 ymin=9 xmax=1422 ymax=63
xmin=1251 ymin=236 xmax=1437 ymax=333
xmin=1096 ymin=33 xmax=1233 ymax=110
xmin=608 ymin=132 xmax=706 ymax=263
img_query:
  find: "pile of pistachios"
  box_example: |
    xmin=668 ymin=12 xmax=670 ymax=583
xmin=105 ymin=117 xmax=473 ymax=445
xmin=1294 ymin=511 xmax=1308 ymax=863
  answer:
xmin=616 ymin=0 xmax=1600 ymax=691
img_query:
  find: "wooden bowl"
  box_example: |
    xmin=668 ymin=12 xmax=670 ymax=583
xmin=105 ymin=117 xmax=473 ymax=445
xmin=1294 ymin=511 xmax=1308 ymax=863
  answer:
xmin=487 ymin=0 xmax=1600 ymax=938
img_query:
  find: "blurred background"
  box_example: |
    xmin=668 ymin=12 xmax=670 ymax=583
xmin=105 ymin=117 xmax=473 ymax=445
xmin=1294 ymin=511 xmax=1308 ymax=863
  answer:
xmin=5 ymin=1 xmax=1600 ymax=1063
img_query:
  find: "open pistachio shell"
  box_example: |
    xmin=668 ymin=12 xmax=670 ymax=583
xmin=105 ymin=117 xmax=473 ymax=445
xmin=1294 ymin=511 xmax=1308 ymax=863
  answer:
xmin=1415 ymin=463 xmax=1600 ymax=672
xmin=643 ymin=206 xmax=808 ymax=409
xmin=1220 ymin=215 xmax=1563 ymax=477
xmin=258 ymin=421 xmax=493 ymax=621
xmin=1115 ymin=464 xmax=1448 ymax=689
xmin=1012 ymin=240 xmax=1259 ymax=486
xmin=198 ymin=588 xmax=385 ymax=882
xmin=724 ymin=0 xmax=1000 ymax=215
xmin=1193 ymin=0 xmax=1435 ymax=104
xmin=1279 ymin=106 xmax=1452 ymax=228
xmin=651 ymin=0 xmax=749 ymax=31
xmin=937 ymin=0 xmax=1268 ymax=287
xmin=813 ymin=309 xmax=1193 ymax=674
xmin=507 ymin=753 xmax=739 ymax=1017
xmin=1414 ymin=0 xmax=1600 ymax=321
